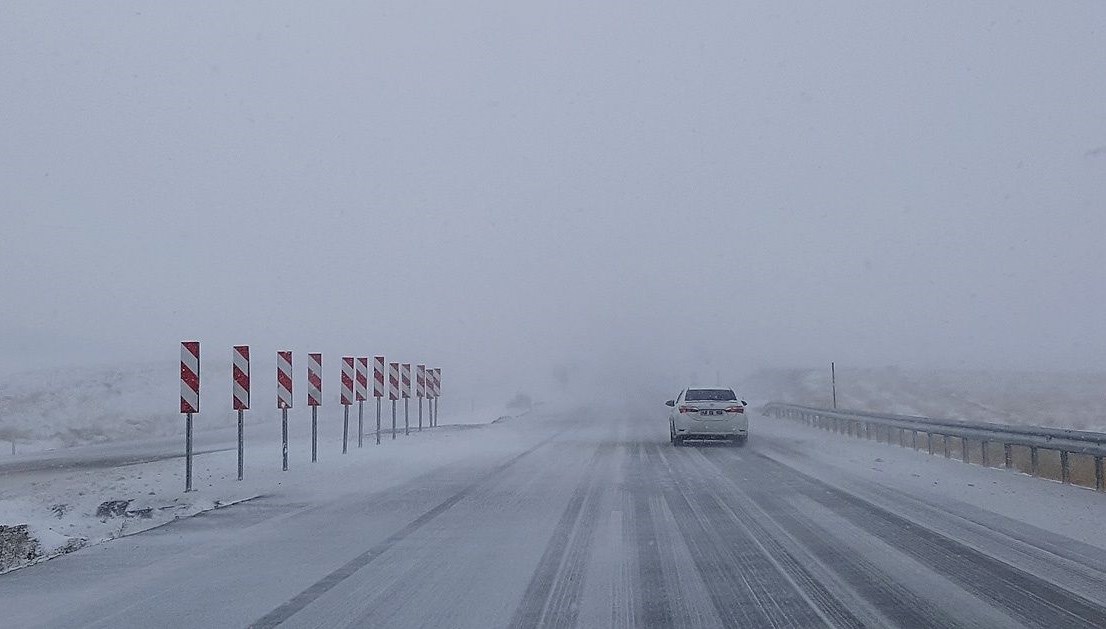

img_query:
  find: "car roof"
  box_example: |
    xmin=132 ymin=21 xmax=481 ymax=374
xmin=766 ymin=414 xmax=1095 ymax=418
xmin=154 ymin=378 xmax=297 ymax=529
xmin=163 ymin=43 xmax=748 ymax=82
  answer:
xmin=685 ymin=386 xmax=735 ymax=391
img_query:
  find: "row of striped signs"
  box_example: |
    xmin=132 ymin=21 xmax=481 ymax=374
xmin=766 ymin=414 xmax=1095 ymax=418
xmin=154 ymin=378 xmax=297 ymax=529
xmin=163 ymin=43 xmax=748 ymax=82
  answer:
xmin=180 ymin=342 xmax=440 ymax=414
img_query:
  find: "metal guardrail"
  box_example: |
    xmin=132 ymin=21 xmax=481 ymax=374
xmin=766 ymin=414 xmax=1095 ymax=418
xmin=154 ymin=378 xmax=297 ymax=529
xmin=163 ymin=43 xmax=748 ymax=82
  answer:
xmin=764 ymin=402 xmax=1106 ymax=492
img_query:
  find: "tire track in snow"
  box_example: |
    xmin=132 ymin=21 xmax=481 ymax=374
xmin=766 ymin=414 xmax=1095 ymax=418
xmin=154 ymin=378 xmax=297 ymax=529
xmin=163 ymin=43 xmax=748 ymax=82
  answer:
xmin=507 ymin=447 xmax=608 ymax=629
xmin=248 ymin=429 xmax=565 ymax=628
xmin=680 ymin=447 xmax=875 ymax=629
xmin=740 ymin=447 xmax=1106 ymax=628
xmin=626 ymin=444 xmax=674 ymax=628
xmin=638 ymin=444 xmax=721 ymax=628
xmin=701 ymin=447 xmax=965 ymax=628
xmin=652 ymin=443 xmax=829 ymax=628
xmin=804 ymin=484 xmax=1106 ymax=628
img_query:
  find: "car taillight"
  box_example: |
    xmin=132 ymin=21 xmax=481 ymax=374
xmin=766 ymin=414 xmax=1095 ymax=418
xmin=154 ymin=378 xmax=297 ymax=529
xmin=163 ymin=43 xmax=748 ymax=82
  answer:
xmin=725 ymin=406 xmax=745 ymax=414
xmin=678 ymin=405 xmax=698 ymax=414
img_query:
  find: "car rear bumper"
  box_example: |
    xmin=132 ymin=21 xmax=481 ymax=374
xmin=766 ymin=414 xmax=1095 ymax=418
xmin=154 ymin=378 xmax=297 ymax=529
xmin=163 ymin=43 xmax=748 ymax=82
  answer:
xmin=673 ymin=415 xmax=748 ymax=437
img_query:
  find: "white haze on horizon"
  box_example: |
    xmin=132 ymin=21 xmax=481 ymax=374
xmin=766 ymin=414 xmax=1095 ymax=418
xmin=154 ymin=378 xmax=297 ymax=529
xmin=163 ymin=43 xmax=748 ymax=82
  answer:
xmin=2 ymin=1 xmax=1105 ymax=406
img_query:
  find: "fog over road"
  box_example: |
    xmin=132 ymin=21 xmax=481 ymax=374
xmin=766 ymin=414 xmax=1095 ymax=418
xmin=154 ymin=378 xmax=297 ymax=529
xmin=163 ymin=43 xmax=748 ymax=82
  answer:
xmin=2 ymin=411 xmax=1105 ymax=628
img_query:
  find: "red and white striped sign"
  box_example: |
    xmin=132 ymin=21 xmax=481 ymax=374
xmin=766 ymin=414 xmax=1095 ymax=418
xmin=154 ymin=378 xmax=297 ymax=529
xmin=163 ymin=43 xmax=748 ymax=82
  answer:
xmin=180 ymin=341 xmax=200 ymax=413
xmin=433 ymin=368 xmax=442 ymax=398
xmin=355 ymin=357 xmax=369 ymax=402
xmin=426 ymin=366 xmax=435 ymax=399
xmin=277 ymin=351 xmax=293 ymax=409
xmin=401 ymin=363 xmax=411 ymax=399
xmin=373 ymin=356 xmax=385 ymax=398
xmin=308 ymin=353 xmax=323 ymax=407
xmin=233 ymin=345 xmax=250 ymax=411
xmin=388 ymin=362 xmax=400 ymax=401
xmin=416 ymin=364 xmax=426 ymax=398
xmin=341 ymin=357 xmax=355 ymax=406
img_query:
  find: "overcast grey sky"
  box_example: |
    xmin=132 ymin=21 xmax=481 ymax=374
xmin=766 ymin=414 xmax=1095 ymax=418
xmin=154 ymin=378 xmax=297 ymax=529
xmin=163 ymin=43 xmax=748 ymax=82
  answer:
xmin=2 ymin=2 xmax=1105 ymax=399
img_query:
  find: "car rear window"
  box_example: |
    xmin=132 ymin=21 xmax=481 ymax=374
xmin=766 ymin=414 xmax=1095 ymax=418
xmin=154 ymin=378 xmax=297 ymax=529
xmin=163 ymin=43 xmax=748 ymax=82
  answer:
xmin=685 ymin=389 xmax=737 ymax=401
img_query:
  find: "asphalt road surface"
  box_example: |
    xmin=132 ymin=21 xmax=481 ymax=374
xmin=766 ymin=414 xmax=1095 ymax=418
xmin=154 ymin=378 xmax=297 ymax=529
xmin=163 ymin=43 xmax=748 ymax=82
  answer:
xmin=3 ymin=410 xmax=1106 ymax=628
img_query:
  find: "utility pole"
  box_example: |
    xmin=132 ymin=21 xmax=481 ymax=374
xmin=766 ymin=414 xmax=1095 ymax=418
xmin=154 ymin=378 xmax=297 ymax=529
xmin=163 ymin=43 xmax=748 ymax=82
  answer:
xmin=831 ymin=362 xmax=837 ymax=410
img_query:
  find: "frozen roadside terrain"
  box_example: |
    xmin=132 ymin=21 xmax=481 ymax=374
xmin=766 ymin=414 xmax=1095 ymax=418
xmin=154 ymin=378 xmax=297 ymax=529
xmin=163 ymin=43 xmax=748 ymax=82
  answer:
xmin=0 ymin=413 xmax=527 ymax=573
xmin=0 ymin=407 xmax=1103 ymax=627
xmin=0 ymin=361 xmax=527 ymax=573
xmin=0 ymin=361 xmax=232 ymax=453
xmin=741 ymin=367 xmax=1106 ymax=431
xmin=0 ymin=360 xmax=525 ymax=454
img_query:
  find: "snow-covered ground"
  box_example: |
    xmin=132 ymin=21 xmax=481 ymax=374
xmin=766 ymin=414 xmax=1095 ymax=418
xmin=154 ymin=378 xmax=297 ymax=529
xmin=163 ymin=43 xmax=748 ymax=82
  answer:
xmin=0 ymin=361 xmax=233 ymax=452
xmin=0 ymin=362 xmax=530 ymax=573
xmin=0 ymin=417 xmax=531 ymax=572
xmin=740 ymin=367 xmax=1106 ymax=431
xmin=0 ymin=360 xmax=528 ymax=453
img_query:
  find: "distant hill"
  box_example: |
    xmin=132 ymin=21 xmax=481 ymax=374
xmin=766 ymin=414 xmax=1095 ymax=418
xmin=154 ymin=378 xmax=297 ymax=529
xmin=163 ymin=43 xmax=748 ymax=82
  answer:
xmin=738 ymin=367 xmax=1106 ymax=432
xmin=0 ymin=361 xmax=235 ymax=451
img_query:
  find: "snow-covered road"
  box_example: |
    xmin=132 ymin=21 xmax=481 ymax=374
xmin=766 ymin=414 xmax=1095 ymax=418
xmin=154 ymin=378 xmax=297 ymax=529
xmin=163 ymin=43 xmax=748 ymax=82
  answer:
xmin=1 ymin=410 xmax=1105 ymax=628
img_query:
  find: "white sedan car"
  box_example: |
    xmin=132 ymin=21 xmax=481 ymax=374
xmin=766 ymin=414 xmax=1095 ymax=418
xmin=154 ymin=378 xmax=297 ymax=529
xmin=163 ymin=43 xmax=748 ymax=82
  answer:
xmin=666 ymin=387 xmax=748 ymax=446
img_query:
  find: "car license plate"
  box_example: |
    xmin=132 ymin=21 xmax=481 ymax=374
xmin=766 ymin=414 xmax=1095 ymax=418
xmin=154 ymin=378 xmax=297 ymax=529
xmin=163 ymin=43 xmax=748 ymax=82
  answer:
xmin=700 ymin=409 xmax=723 ymax=416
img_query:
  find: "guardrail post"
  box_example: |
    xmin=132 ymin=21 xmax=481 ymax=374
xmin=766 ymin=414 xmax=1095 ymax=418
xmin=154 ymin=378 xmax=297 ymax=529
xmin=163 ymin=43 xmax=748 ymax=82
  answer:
xmin=927 ymin=433 xmax=934 ymax=455
xmin=981 ymin=441 xmax=989 ymax=467
xmin=1030 ymin=447 xmax=1039 ymax=475
xmin=943 ymin=435 xmax=950 ymax=458
xmin=865 ymin=423 xmax=871 ymax=440
xmin=898 ymin=428 xmax=905 ymax=448
xmin=1004 ymin=443 xmax=1012 ymax=469
xmin=911 ymin=430 xmax=917 ymax=449
xmin=1060 ymin=451 xmax=1070 ymax=484
xmin=1096 ymin=457 xmax=1104 ymax=492
xmin=961 ymin=438 xmax=970 ymax=463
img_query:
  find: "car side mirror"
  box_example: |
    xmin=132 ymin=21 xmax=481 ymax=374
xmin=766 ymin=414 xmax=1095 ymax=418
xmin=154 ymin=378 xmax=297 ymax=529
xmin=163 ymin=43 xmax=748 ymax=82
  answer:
xmin=741 ymin=400 xmax=747 ymax=406
xmin=665 ymin=400 xmax=675 ymax=407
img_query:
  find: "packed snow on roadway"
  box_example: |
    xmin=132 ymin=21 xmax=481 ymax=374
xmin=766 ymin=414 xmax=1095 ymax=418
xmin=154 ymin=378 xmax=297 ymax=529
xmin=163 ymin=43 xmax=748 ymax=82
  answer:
xmin=2 ymin=361 xmax=1104 ymax=573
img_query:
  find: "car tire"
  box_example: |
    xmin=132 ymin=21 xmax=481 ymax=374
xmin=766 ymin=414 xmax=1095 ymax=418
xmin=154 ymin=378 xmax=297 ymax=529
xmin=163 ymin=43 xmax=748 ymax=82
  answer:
xmin=673 ymin=436 xmax=685 ymax=447
xmin=669 ymin=423 xmax=676 ymax=444
xmin=732 ymin=436 xmax=747 ymax=447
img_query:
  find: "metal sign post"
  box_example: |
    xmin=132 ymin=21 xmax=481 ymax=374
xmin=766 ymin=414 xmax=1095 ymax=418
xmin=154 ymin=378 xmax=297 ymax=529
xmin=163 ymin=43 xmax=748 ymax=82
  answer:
xmin=831 ymin=362 xmax=837 ymax=410
xmin=426 ymin=367 xmax=435 ymax=426
xmin=425 ymin=366 xmax=433 ymax=427
xmin=416 ymin=364 xmax=425 ymax=431
xmin=180 ymin=341 xmax=200 ymax=492
xmin=341 ymin=357 xmax=355 ymax=454
xmin=401 ymin=363 xmax=411 ymax=436
xmin=277 ymin=351 xmax=293 ymax=471
xmin=426 ymin=366 xmax=434 ymax=428
xmin=389 ymin=362 xmax=400 ymax=440
xmin=374 ymin=356 xmax=385 ymax=445
xmin=355 ymin=357 xmax=368 ymax=448
xmin=232 ymin=345 xmax=250 ymax=480
xmin=308 ymin=353 xmax=322 ymax=462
